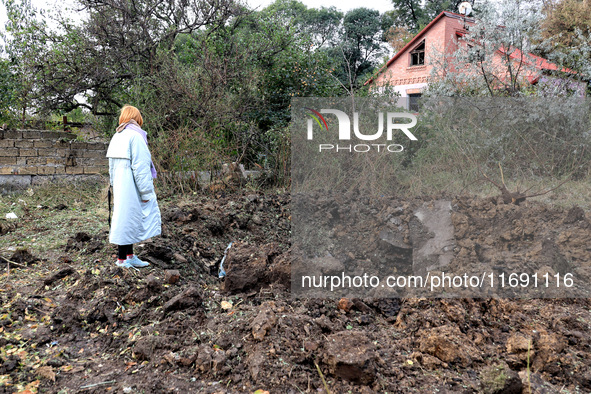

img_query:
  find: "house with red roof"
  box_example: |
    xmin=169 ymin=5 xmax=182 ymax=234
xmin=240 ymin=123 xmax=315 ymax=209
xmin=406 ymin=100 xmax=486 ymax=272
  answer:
xmin=366 ymin=11 xmax=585 ymax=109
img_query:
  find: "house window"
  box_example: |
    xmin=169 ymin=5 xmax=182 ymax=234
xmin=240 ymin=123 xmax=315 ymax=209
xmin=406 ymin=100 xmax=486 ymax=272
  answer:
xmin=409 ymin=93 xmax=422 ymax=112
xmin=410 ymin=41 xmax=425 ymax=66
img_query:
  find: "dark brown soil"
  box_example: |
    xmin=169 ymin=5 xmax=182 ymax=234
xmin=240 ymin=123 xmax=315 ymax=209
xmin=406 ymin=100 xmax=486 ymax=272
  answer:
xmin=1 ymin=191 xmax=591 ymax=393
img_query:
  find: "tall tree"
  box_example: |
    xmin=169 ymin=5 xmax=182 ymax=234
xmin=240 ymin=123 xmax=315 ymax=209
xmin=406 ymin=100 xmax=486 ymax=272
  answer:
xmin=1 ymin=0 xmax=50 ymax=121
xmin=2 ymin=0 xmax=241 ymax=116
xmin=260 ymin=0 xmax=342 ymax=48
xmin=537 ymin=1 xmax=591 ymax=91
xmin=0 ymin=59 xmax=20 ymax=124
xmin=304 ymin=6 xmax=343 ymax=47
xmin=388 ymin=0 xmax=469 ymax=33
xmin=331 ymin=8 xmax=386 ymax=92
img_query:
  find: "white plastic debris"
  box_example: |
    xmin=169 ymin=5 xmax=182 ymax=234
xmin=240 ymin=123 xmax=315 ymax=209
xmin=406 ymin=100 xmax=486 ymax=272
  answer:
xmin=218 ymin=242 xmax=233 ymax=278
xmin=5 ymin=212 xmax=17 ymax=220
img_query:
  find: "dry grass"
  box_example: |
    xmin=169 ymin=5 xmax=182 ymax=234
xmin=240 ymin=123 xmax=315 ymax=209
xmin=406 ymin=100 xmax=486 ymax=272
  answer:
xmin=0 ymin=181 xmax=110 ymax=257
xmin=397 ymin=167 xmax=591 ymax=209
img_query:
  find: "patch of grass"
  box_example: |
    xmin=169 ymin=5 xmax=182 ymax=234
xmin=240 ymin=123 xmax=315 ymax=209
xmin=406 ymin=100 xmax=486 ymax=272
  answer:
xmin=0 ymin=181 xmax=110 ymax=257
xmin=397 ymin=168 xmax=591 ymax=209
xmin=480 ymin=362 xmax=510 ymax=394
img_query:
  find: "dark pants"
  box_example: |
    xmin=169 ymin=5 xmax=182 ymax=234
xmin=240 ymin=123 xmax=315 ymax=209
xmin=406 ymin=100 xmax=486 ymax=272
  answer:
xmin=117 ymin=244 xmax=133 ymax=260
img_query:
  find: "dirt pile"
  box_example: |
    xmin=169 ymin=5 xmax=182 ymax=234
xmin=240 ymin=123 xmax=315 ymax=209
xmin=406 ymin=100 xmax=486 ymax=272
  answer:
xmin=65 ymin=232 xmax=105 ymax=255
xmin=222 ymin=242 xmax=290 ymax=294
xmin=451 ymin=196 xmax=591 ymax=296
xmin=292 ymin=192 xmax=591 ymax=297
xmin=1 ymin=191 xmax=591 ymax=393
xmin=0 ymin=248 xmax=41 ymax=269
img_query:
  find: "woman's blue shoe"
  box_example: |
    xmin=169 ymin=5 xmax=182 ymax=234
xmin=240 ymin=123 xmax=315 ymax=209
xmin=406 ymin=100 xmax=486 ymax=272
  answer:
xmin=127 ymin=255 xmax=150 ymax=268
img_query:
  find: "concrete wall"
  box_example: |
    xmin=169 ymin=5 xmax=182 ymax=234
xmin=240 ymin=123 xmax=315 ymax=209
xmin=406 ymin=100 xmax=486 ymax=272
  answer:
xmin=0 ymin=129 xmax=108 ymax=190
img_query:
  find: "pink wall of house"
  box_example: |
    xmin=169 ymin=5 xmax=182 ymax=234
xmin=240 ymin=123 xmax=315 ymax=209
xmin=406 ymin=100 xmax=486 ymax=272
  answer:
xmin=370 ymin=11 xmax=584 ymax=98
xmin=372 ymin=12 xmax=469 ymax=97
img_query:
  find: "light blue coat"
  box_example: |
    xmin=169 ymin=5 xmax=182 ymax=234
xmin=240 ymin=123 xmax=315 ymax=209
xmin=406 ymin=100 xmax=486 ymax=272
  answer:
xmin=106 ymin=127 xmax=161 ymax=245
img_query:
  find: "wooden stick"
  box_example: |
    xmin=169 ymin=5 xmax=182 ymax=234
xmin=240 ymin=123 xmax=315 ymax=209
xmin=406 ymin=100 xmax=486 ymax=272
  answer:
xmin=499 ymin=163 xmax=507 ymax=188
xmin=521 ymin=179 xmax=569 ymax=199
xmin=478 ymin=166 xmax=504 ymax=191
xmin=79 ymin=380 xmax=117 ymax=389
xmin=1 ymin=258 xmax=27 ymax=269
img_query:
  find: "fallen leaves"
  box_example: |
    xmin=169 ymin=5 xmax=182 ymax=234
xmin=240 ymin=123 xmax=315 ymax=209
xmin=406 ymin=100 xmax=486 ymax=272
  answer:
xmin=0 ymin=375 xmax=12 ymax=385
xmin=337 ymin=298 xmax=353 ymax=313
xmin=36 ymin=366 xmax=56 ymax=382
xmin=162 ymin=352 xmax=180 ymax=365
xmin=16 ymin=380 xmax=40 ymax=394
xmin=63 ymin=365 xmax=85 ymax=373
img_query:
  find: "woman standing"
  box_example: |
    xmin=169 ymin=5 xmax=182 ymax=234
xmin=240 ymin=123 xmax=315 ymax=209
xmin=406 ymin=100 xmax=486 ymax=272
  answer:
xmin=106 ymin=105 xmax=161 ymax=268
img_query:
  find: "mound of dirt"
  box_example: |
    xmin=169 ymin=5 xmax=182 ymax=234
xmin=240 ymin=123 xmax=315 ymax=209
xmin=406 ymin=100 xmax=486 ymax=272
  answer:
xmin=222 ymin=242 xmax=290 ymax=294
xmin=0 ymin=248 xmax=41 ymax=269
xmin=0 ymin=221 xmax=17 ymax=235
xmin=1 ymin=191 xmax=591 ymax=393
xmin=292 ymin=192 xmax=591 ymax=298
xmin=64 ymin=231 xmax=105 ymax=254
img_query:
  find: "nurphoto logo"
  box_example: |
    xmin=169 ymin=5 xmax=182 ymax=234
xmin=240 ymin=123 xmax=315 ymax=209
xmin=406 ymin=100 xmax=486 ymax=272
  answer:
xmin=305 ymin=107 xmax=418 ymax=153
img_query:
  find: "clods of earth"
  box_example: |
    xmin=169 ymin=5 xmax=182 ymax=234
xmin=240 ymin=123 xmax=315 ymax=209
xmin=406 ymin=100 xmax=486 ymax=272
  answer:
xmin=1 ymin=191 xmax=591 ymax=393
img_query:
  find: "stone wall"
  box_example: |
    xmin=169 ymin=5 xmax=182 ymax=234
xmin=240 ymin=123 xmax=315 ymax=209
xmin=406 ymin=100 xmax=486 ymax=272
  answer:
xmin=0 ymin=129 xmax=108 ymax=189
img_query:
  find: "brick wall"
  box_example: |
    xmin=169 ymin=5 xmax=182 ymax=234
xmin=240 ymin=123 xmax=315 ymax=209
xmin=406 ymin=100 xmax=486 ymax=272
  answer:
xmin=0 ymin=129 xmax=108 ymax=188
